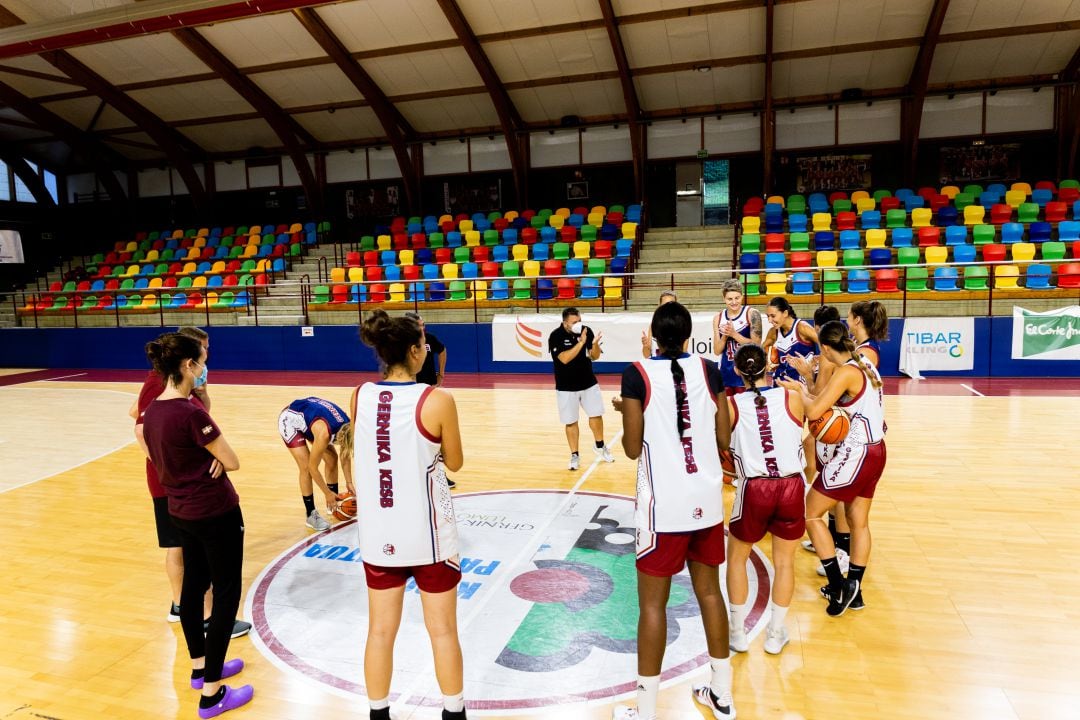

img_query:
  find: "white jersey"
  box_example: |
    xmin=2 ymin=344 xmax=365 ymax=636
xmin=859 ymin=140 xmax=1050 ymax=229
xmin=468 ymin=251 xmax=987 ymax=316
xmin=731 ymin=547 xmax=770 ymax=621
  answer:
xmin=353 ymin=381 xmax=457 ymax=567
xmin=633 ymin=355 xmax=725 ymax=551
xmin=837 ymin=359 xmax=885 ymax=445
xmin=718 ymin=306 xmax=751 ymax=363
xmin=730 ymin=387 xmax=805 ymax=480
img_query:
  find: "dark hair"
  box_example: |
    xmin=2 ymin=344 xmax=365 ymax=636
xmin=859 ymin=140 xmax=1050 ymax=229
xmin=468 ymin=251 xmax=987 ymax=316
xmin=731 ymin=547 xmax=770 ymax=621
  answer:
xmin=651 ymin=301 xmax=693 ymax=437
xmin=561 ymin=306 xmax=580 ymax=321
xmin=145 ymin=332 xmax=202 ymax=387
xmin=818 ymin=320 xmax=882 ymax=390
xmin=734 ymin=344 xmax=768 ymax=407
xmin=403 ymin=311 xmax=422 ymax=322
xmin=360 ymin=309 xmax=423 ymax=371
xmin=177 ymin=326 xmax=208 ymax=342
xmin=813 ymin=305 xmax=840 ymax=327
xmin=768 ymin=296 xmax=796 ymax=318
xmin=849 ymin=300 xmax=889 ymax=340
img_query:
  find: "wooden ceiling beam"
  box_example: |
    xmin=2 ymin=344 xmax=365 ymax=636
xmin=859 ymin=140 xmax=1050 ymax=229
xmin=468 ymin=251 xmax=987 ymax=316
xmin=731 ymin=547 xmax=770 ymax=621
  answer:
xmin=901 ymin=0 xmax=951 ymax=185
xmin=598 ymin=0 xmax=644 ymax=203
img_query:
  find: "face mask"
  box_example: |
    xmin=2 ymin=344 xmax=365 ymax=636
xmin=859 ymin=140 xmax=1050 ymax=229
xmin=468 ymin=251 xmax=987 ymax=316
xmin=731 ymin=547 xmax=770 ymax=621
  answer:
xmin=570 ymin=321 xmax=584 ymax=335
xmin=194 ymin=363 xmax=208 ymax=388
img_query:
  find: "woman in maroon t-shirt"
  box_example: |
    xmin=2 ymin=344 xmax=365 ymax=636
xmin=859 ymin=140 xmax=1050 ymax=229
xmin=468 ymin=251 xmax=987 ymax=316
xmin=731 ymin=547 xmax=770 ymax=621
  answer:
xmin=142 ymin=332 xmax=252 ymax=719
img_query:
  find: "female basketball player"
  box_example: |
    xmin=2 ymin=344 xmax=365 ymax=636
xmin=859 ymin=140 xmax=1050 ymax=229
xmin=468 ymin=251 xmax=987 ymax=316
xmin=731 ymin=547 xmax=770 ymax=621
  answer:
xmin=615 ymin=301 xmax=735 ymax=720
xmin=277 ymin=396 xmax=349 ymax=531
xmin=762 ymin=297 xmax=818 ymax=384
xmin=142 ymin=332 xmax=252 ymax=718
xmin=713 ymin=279 xmax=762 ymax=394
xmin=848 ymin=300 xmax=889 ymax=367
xmin=779 ymin=320 xmax=886 ymax=617
xmin=726 ymin=344 xmax=806 ymax=655
xmin=352 ymin=310 xmax=467 ymax=720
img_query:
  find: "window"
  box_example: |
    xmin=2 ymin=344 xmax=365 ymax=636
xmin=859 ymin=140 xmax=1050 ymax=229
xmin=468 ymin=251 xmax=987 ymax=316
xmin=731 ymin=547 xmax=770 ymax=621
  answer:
xmin=14 ymin=174 xmax=35 ymax=203
xmin=0 ymin=160 xmax=10 ymax=202
xmin=43 ymin=169 xmax=58 ymax=204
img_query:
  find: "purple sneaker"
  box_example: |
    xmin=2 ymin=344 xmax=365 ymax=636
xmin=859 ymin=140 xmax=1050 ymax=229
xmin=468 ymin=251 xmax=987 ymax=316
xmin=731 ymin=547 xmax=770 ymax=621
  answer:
xmin=191 ymin=658 xmax=245 ymax=690
xmin=197 ymin=684 xmax=254 ymax=718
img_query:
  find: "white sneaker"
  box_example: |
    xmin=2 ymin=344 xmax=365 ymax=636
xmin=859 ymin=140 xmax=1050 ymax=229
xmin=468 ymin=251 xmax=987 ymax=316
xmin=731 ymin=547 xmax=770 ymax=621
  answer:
xmin=801 ymin=539 xmax=816 ymax=553
xmin=815 ymin=547 xmax=850 ymax=577
xmin=612 ymin=705 xmax=652 ymax=720
xmin=763 ymin=625 xmax=789 ymax=654
xmin=568 ymin=453 xmax=580 ymax=471
xmin=691 ymin=685 xmax=736 ymax=719
xmin=728 ymin=624 xmax=749 ymax=653
xmin=306 ymin=510 xmax=330 ymax=532
xmin=595 ymin=445 xmax=615 ymax=462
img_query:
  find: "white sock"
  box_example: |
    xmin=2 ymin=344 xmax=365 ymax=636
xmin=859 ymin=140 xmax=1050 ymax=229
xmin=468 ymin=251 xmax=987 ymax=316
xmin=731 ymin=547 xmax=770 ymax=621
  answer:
xmin=443 ymin=692 xmax=465 ymax=713
xmin=769 ymin=602 xmax=788 ymax=631
xmin=709 ymin=656 xmax=732 ymax=697
xmin=636 ymin=674 xmax=660 ymax=719
xmin=369 ymin=697 xmax=389 ymax=711
xmin=730 ymin=600 xmax=750 ymax=632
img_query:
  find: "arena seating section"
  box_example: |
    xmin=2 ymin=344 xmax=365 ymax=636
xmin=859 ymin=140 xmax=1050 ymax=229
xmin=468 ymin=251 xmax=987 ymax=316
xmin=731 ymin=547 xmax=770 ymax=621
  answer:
xmin=311 ymin=204 xmax=641 ymax=307
xmin=21 ymin=222 xmax=323 ymax=315
xmin=738 ymin=181 xmax=1080 ymax=295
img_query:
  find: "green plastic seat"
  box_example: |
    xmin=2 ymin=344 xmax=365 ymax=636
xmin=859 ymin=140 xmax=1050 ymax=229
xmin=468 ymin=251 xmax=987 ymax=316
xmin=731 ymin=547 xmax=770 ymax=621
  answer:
xmin=428 ymin=232 xmax=445 ymax=249
xmin=842 ymin=249 xmax=864 ymax=267
xmin=580 ymin=225 xmax=597 ymax=241
xmin=530 ymin=215 xmax=546 ymax=229
xmin=1017 ymin=203 xmax=1040 ymax=223
xmin=311 ymin=285 xmax=330 ymax=304
xmin=897 ymin=247 xmax=920 ymax=265
xmin=538 ymin=208 xmax=553 ymax=218
xmin=741 ymin=233 xmax=761 ymax=253
xmin=587 ymin=258 xmax=606 ymax=274
xmin=449 ymin=280 xmax=468 ymax=301
xmin=178 ymin=276 xmax=193 ymax=288
xmin=160 ymin=249 xmax=175 ymax=261
xmin=962 ymin=184 xmax=984 ymax=197
xmin=904 ymin=266 xmax=929 ymax=292
xmin=512 ymin=278 xmax=531 ymax=299
xmin=120 ymin=278 xmax=135 ymax=290
xmin=885 ymin=209 xmax=907 ymax=229
xmin=91 ymin=253 xmax=105 ymax=264
xmin=972 ymin=224 xmax=995 ymax=245
xmin=228 ymin=246 xmax=244 ymax=259
xmin=453 ymin=246 xmax=470 ymax=264
xmin=963 ymin=265 xmax=988 ymax=290
xmin=832 ymin=199 xmax=852 ymax=215
xmin=1060 ymin=179 xmax=1080 ymax=190
xmin=220 ymin=236 xmax=234 ymax=248
xmin=872 ymin=189 xmax=891 ymax=202
xmin=553 ymin=242 xmax=571 ymax=261
xmin=788 ymin=232 xmax=810 ymax=252
xmin=79 ymin=295 xmax=97 ymax=310
xmin=359 ymin=236 xmax=375 ymax=251
xmin=501 ymin=261 xmax=520 ymax=277
xmin=822 ymin=270 xmax=842 ymax=294
xmin=787 ymin=195 xmax=806 ymax=214
xmin=743 ymin=273 xmax=761 ymax=296
xmin=483 ymin=229 xmax=499 ymax=247
xmin=953 ymin=192 xmax=974 ymax=211
xmin=215 ymin=291 xmax=235 ymax=308
xmin=487 ymin=211 xmax=502 ymax=222
xmin=240 ymin=259 xmax=257 ymax=273
xmin=1041 ymin=241 xmax=1066 ymax=261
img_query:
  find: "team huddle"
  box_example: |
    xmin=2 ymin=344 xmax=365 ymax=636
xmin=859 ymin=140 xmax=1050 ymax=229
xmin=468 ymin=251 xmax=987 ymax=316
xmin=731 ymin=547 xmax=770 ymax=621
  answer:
xmin=135 ymin=290 xmax=888 ymax=720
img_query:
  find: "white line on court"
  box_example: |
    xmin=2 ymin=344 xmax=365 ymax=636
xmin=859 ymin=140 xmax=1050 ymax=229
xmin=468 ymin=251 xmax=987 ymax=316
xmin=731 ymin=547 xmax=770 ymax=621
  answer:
xmin=41 ymin=372 xmax=88 ymax=382
xmin=960 ymin=383 xmax=985 ymax=397
xmin=397 ymin=430 xmax=625 ymax=710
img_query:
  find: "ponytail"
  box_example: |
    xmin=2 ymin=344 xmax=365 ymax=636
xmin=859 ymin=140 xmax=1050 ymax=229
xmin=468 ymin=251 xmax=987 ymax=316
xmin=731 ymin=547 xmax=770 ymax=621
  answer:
xmin=663 ymin=347 xmax=688 ymax=436
xmin=734 ymin=344 xmax=768 ymax=407
xmin=820 ymin=320 xmax=882 ymax=390
xmin=650 ymin=301 xmax=695 ymax=437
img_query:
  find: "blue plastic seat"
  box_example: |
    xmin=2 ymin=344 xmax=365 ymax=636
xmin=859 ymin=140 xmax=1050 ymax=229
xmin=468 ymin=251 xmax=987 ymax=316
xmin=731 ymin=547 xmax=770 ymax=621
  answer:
xmin=1028 ymin=222 xmax=1052 ymax=243
xmin=422 ymin=264 xmax=439 ymax=280
xmin=904 ymin=195 xmax=925 ymax=210
xmin=740 ymin=253 xmax=761 ymax=271
xmin=532 ymin=243 xmax=550 ymax=262
xmin=860 ymin=210 xmax=881 ymax=229
xmin=537 ymin=278 xmax=554 ymax=300
xmin=491 ymin=279 xmax=509 ymax=300
xmin=788 ymin=214 xmax=808 ymax=233
xmin=952 ymin=244 xmax=976 ymax=264
xmin=615 ymin=239 xmax=633 ymax=257
xmin=891 ymin=228 xmax=914 ymax=247
xmin=565 ymin=259 xmax=584 ymax=276
xmin=936 ymin=206 xmax=959 ymax=227
xmin=384 ymin=265 xmax=401 ymax=282
xmin=428 ymin=282 xmax=447 ymax=301
xmin=580 ymin=277 xmax=600 ymax=299
xmin=540 ymin=227 xmax=557 ymax=243
xmin=839 ymin=230 xmax=861 ymax=250
xmin=895 ymin=188 xmax=914 ymax=201
xmin=461 ymin=262 xmax=479 ymax=279
xmin=1001 ymin=223 xmax=1024 ymax=244
xmin=492 ymin=246 xmax=509 ymax=263
xmin=847 ymin=269 xmax=871 ymax=293
xmin=869 ymin=248 xmax=892 ymax=266
xmin=792 ymin=272 xmax=815 ymax=295
xmin=814 ymin=231 xmax=835 ymax=251
xmin=381 ymin=250 xmax=397 ymax=266
xmin=502 ymin=229 xmax=518 ymax=245
xmin=609 ymin=258 xmax=628 ymax=275
xmin=764 ymin=252 xmax=786 ymax=270
xmin=1025 ymin=263 xmax=1053 ymax=289
xmin=1031 ymin=189 xmax=1053 ymax=207
xmin=446 ymin=231 xmax=462 ymax=248
xmin=933 ymin=267 xmax=959 ymax=291
xmin=945 ymin=226 xmax=968 ymax=246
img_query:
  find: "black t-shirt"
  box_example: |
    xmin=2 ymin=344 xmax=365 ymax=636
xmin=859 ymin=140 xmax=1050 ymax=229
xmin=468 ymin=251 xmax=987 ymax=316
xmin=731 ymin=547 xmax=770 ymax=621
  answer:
xmin=621 ymin=355 xmax=725 ymax=401
xmin=417 ymin=331 xmax=446 ymax=385
xmin=549 ymin=325 xmax=598 ymax=391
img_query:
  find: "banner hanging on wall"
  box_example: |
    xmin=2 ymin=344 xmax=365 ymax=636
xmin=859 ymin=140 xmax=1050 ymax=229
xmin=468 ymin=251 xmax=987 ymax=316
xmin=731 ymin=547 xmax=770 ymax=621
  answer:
xmin=1011 ymin=306 xmax=1080 ymax=360
xmin=897 ymin=316 xmax=974 ymax=378
xmin=492 ymin=312 xmax=726 ymax=363
xmin=0 ymin=229 xmax=24 ymax=264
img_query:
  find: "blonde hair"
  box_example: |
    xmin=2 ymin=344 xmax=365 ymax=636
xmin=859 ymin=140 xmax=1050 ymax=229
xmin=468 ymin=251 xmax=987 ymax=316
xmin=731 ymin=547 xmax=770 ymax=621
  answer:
xmin=334 ymin=421 xmax=353 ymax=465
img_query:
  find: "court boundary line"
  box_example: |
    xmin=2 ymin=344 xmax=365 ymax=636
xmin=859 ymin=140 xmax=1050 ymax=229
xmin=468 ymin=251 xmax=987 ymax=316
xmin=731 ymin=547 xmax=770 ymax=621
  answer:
xmin=959 ymin=383 xmax=986 ymax=397
xmin=397 ymin=431 xmax=624 ymax=711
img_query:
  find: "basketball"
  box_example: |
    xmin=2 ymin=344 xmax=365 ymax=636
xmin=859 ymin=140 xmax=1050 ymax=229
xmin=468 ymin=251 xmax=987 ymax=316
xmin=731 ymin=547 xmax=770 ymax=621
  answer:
xmin=809 ymin=406 xmax=851 ymax=444
xmin=332 ymin=492 xmax=357 ymax=521
xmin=767 ymin=345 xmax=779 ymax=367
xmin=720 ymin=449 xmax=736 ymax=485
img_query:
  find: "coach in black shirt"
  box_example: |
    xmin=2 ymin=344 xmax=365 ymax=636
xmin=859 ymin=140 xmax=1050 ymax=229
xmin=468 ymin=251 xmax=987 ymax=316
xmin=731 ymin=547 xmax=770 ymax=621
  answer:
xmin=548 ymin=307 xmax=615 ymax=471
xmin=406 ymin=312 xmax=446 ymax=387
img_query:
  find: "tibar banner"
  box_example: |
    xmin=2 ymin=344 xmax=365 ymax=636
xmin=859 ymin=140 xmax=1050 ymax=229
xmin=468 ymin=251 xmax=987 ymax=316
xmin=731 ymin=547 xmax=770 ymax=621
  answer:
xmin=492 ymin=312 xmax=724 ymax=363
xmin=1011 ymin=306 xmax=1080 ymax=360
xmin=897 ymin=316 xmax=974 ymax=378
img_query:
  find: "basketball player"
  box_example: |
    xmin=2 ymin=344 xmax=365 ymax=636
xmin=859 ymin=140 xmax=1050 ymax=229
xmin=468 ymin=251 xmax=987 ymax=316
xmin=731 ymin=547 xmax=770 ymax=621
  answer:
xmin=548 ymin=307 xmax=615 ymax=470
xmin=277 ymin=396 xmax=349 ymax=532
xmin=639 ymin=290 xmax=678 ymax=358
xmin=130 ymin=327 xmax=250 ymax=639
xmin=404 ymin=312 xmax=455 ymax=488
xmin=713 ymin=279 xmax=762 ymax=394
xmin=614 ymin=301 xmax=735 ymax=720
xmin=352 ymin=310 xmax=467 ymax=720
xmin=762 ymin=297 xmax=818 ymax=384
xmin=726 ymin=344 xmax=805 ymax=655
xmin=779 ymin=320 xmax=887 ymax=617
xmin=848 ymin=300 xmax=889 ymax=367
xmin=142 ymin=332 xmax=252 ymax=718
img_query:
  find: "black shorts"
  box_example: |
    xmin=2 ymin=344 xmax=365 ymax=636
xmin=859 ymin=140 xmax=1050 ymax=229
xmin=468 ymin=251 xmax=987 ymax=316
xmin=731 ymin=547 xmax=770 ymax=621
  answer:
xmin=154 ymin=496 xmax=183 ymax=548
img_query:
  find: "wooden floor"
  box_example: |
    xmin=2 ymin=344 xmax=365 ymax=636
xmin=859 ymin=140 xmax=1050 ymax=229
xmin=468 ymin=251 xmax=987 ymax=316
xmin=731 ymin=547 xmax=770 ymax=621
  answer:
xmin=1 ymin=373 xmax=1078 ymax=720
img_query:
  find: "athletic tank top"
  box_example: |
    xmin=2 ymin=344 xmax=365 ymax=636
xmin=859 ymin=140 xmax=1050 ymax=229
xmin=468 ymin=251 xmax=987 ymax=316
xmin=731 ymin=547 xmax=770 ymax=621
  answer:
xmin=353 ymin=382 xmax=457 ymax=567
xmin=285 ymin=397 xmax=349 ymax=442
xmin=633 ymin=355 xmax=725 ymax=534
xmin=857 ymin=339 xmax=881 ymax=365
xmin=730 ymin=386 xmax=805 ymax=480
xmin=718 ymin=306 xmax=750 ymax=388
xmin=837 ymin=360 xmax=885 ymax=445
xmin=772 ymin=319 xmax=816 ymax=383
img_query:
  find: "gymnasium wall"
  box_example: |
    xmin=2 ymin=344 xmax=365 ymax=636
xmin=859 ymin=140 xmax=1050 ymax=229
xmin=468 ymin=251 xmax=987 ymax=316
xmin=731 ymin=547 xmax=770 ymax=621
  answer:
xmin=1 ymin=317 xmax=1076 ymax=378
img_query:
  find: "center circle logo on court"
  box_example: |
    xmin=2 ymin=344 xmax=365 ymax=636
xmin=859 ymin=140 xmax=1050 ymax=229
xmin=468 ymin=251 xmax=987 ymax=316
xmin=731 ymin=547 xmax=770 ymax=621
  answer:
xmin=246 ymin=490 xmax=772 ymax=713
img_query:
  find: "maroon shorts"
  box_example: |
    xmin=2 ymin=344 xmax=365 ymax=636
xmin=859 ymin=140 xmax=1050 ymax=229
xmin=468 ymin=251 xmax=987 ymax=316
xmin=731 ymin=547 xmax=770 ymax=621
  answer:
xmin=636 ymin=523 xmax=726 ymax=577
xmin=724 ymin=386 xmax=746 ymax=397
xmin=729 ymin=474 xmax=806 ymax=543
xmin=813 ymin=441 xmax=886 ymax=503
xmin=363 ymin=559 xmax=461 ymax=593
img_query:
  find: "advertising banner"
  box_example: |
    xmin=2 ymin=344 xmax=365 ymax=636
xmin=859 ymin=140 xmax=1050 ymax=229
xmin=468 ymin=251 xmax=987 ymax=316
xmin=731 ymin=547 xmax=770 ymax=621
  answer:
xmin=1011 ymin=306 xmax=1080 ymax=361
xmin=898 ymin=317 xmax=974 ymax=378
xmin=0 ymin=229 xmax=24 ymax=264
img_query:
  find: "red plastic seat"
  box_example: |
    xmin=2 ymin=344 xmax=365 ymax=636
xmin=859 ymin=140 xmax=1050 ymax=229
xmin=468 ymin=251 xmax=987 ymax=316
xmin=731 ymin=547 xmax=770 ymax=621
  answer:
xmin=362 ymin=251 xmax=379 ymax=267
xmin=1058 ymin=263 xmax=1080 ymax=288
xmin=1045 ymin=201 xmax=1068 ymax=223
xmin=403 ymin=265 xmax=420 ymax=281
xmin=366 ymin=266 xmax=383 ymax=282
xmin=480 ymin=261 xmax=500 ymax=278
xmin=880 ymin=196 xmax=901 ymax=212
xmin=435 ymin=248 xmax=452 ymax=264
xmin=473 ymin=246 xmax=491 ymax=264
xmin=521 ymin=228 xmax=538 ymax=245
xmin=981 ymin=244 xmax=1006 ymax=262
xmin=989 ymin=204 xmax=1012 ymax=224
xmin=835 ymin=211 xmax=857 ymax=231
xmin=369 ymin=283 xmax=388 ymax=302
xmin=346 ymin=251 xmax=361 ymax=267
xmin=593 ymin=240 xmax=613 ymax=259
xmin=918 ymin=227 xmax=941 ymax=247
xmin=544 ymin=260 xmax=563 ymax=276
xmin=557 ymin=278 xmax=576 ymax=298
xmin=393 ymin=234 xmax=409 ymax=251
xmin=790 ymin=251 xmax=812 ymax=269
xmin=410 ymin=233 xmax=427 ymax=249
xmin=874 ymin=268 xmax=899 ymax=292
xmin=765 ymin=233 xmax=786 ymax=252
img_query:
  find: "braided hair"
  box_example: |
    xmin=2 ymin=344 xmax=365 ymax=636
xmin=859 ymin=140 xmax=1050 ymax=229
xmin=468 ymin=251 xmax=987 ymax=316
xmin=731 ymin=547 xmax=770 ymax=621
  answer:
xmin=818 ymin=320 xmax=882 ymax=390
xmin=650 ymin=301 xmax=693 ymax=436
xmin=734 ymin=344 xmax=768 ymax=407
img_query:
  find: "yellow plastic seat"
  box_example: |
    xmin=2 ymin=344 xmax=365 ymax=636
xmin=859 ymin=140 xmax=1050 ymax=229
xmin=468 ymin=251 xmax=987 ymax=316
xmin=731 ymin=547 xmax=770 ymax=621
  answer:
xmin=742 ymin=216 xmax=761 ymax=234
xmin=523 ymin=260 xmax=541 ymax=277
xmin=470 ymin=280 xmax=488 ymax=300
xmin=465 ymin=231 xmax=481 ymax=247
xmin=621 ymin=222 xmax=638 ymax=239
xmin=1010 ymin=243 xmax=1036 ymax=262
xmin=442 ymin=263 xmax=460 ymax=279
xmin=765 ymin=272 xmax=788 ymax=295
xmin=812 ymin=213 xmax=832 ymax=232
xmin=924 ymin=246 xmax=948 ymax=265
xmin=994 ymin=264 xmax=1019 ymax=289
xmin=459 ymin=219 xmax=474 ymax=233
xmin=587 ymin=212 xmax=604 ymax=228
xmin=377 ymin=235 xmax=392 ymax=251
xmin=911 ymin=208 xmax=932 ymax=228
xmin=398 ymin=249 xmax=414 ymax=266
xmin=816 ymin=250 xmax=838 ymax=268
xmin=856 ymin=198 xmax=875 ymax=213
xmin=1004 ymin=190 xmax=1026 ymax=209
xmin=549 ymin=214 xmax=565 ymax=229
xmin=864 ymin=229 xmax=887 ymax=249
xmin=512 ymin=244 xmax=529 ymax=262
xmin=603 ymin=276 xmax=623 ymax=298
xmin=573 ymin=241 xmax=591 ymax=260
xmin=388 ymin=283 xmax=406 ymax=302
xmin=964 ymin=205 xmax=986 ymax=226
xmin=348 ymin=267 xmax=363 ymax=282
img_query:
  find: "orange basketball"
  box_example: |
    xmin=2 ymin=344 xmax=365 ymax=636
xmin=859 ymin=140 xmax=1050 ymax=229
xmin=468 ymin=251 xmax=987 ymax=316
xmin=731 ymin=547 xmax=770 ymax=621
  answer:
xmin=720 ymin=449 xmax=736 ymax=485
xmin=332 ymin=492 xmax=357 ymax=521
xmin=767 ymin=345 xmax=779 ymax=367
xmin=809 ymin=406 xmax=850 ymax=445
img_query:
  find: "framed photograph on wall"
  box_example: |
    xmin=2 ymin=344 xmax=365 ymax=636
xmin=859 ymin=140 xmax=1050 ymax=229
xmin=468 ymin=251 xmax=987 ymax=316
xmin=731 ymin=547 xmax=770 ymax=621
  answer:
xmin=567 ymin=181 xmax=589 ymax=201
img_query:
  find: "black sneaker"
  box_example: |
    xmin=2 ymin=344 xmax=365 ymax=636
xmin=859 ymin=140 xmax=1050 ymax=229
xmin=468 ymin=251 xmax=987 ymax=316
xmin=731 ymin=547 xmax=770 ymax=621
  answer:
xmin=849 ymin=590 xmax=865 ymax=611
xmin=826 ymin=578 xmax=860 ymax=617
xmin=204 ymin=619 xmax=253 ymax=639
xmin=442 ymin=710 xmax=467 ymax=720
xmin=168 ymin=602 xmax=181 ymax=623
